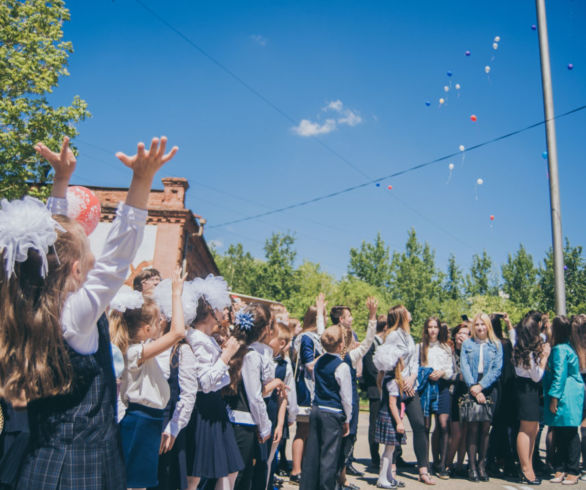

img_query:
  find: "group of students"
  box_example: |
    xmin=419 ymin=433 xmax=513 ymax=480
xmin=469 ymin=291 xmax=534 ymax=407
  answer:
xmin=0 ymin=136 xmax=585 ymax=490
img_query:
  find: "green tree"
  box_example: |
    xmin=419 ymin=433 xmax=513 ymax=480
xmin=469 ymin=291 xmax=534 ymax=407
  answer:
xmin=284 ymin=261 xmax=336 ymax=320
xmin=501 ymin=244 xmax=537 ymax=307
xmin=212 ymin=243 xmax=261 ymax=296
xmin=0 ymin=0 xmax=90 ymax=200
xmin=465 ymin=250 xmax=496 ymax=296
xmin=538 ymin=239 xmax=586 ymax=314
xmin=348 ymin=232 xmax=392 ymax=288
xmin=444 ymin=254 xmax=463 ymax=300
xmin=255 ymin=232 xmax=299 ymax=302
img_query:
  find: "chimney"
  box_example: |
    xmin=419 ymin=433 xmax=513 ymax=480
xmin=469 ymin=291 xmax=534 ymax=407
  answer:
xmin=161 ymin=177 xmax=189 ymax=210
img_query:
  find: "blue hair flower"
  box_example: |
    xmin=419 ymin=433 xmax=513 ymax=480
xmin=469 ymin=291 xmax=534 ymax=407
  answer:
xmin=235 ymin=310 xmax=254 ymax=332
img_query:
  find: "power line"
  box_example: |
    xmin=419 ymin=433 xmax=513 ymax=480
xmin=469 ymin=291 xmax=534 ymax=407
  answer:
xmin=209 ymin=104 xmax=586 ymax=229
xmin=133 ymin=0 xmax=370 ymax=180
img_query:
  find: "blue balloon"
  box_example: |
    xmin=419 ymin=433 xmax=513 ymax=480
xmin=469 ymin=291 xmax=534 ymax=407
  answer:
xmin=447 ymin=71 xmax=453 ymax=77
xmin=376 ymin=183 xmax=381 ymax=187
xmin=425 ymin=100 xmax=431 ymax=106
xmin=542 ymin=151 xmax=548 ymax=159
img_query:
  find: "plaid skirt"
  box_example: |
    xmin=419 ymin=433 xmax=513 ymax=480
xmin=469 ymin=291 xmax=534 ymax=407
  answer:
xmin=374 ymin=410 xmax=406 ymax=447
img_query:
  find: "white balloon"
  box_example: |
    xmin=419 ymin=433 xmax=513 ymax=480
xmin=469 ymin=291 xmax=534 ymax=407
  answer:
xmin=494 ymin=35 xmax=501 ymax=42
xmin=444 ymin=85 xmax=450 ymax=92
xmin=439 ymin=98 xmax=445 ymax=104
xmin=459 ymin=145 xmax=465 ymax=152
xmin=485 ymin=65 xmax=491 ymax=74
xmin=455 ymin=83 xmax=461 ymax=90
xmin=477 ymin=178 xmax=484 ymax=185
xmin=448 ymin=163 xmax=455 ymax=170
xmin=493 ymin=42 xmax=499 ymax=50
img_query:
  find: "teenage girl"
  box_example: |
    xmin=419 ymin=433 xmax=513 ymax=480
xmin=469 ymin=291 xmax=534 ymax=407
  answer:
xmin=0 ymin=136 xmax=176 ymax=489
xmin=111 ymin=268 xmax=186 ymax=489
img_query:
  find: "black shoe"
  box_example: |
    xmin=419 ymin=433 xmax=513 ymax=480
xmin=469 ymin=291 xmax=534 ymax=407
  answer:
xmin=346 ymin=463 xmax=364 ymax=477
xmin=486 ymin=461 xmax=502 ymax=477
xmin=273 ymin=476 xmax=285 ymax=488
xmin=366 ymin=463 xmax=380 ymax=473
xmin=520 ymin=472 xmax=542 ymax=485
xmin=437 ymin=468 xmax=450 ymax=480
xmin=289 ymin=473 xmax=301 ymax=485
xmin=468 ymin=468 xmax=479 ymax=482
xmin=342 ymin=484 xmax=360 ymax=490
xmin=396 ymin=456 xmax=409 ymax=468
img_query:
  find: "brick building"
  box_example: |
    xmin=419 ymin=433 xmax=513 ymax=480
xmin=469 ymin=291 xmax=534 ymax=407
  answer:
xmin=88 ymin=177 xmax=219 ymax=282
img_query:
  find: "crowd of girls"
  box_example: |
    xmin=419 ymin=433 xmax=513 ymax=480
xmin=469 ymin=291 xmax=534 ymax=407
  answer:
xmin=0 ymin=136 xmax=585 ymax=490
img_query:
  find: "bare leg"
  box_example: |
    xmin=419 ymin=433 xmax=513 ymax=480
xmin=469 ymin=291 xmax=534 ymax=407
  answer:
xmin=291 ymin=422 xmax=309 ymax=476
xmin=187 ymin=476 xmax=200 ymax=490
xmin=517 ymin=420 xmax=538 ymax=480
xmin=215 ymin=473 xmax=237 ymax=490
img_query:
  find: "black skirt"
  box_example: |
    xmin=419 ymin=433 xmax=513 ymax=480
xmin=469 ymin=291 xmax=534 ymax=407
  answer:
xmin=450 ymin=380 xmax=468 ymax=422
xmin=515 ymin=377 xmax=541 ymax=422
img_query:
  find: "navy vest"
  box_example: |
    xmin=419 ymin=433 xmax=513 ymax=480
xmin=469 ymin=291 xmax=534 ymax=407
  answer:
xmin=162 ymin=346 xmax=181 ymax=427
xmin=313 ymin=353 xmax=344 ymax=411
xmin=344 ymin=352 xmax=359 ymax=433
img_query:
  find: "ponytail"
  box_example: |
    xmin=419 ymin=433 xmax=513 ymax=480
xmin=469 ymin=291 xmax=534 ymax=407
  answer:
xmin=108 ymin=297 xmax=160 ymax=355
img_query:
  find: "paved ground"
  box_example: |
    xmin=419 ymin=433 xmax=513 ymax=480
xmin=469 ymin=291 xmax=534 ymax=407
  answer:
xmin=279 ymin=411 xmax=573 ymax=490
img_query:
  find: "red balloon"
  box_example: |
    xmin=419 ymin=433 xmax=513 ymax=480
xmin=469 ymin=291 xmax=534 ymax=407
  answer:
xmin=490 ymin=215 xmax=495 ymax=221
xmin=387 ymin=185 xmax=393 ymax=190
xmin=66 ymin=186 xmax=101 ymax=235
xmin=470 ymin=114 xmax=477 ymax=122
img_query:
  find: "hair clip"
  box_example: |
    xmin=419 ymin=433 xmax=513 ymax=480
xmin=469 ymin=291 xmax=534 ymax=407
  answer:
xmin=235 ymin=310 xmax=254 ymax=332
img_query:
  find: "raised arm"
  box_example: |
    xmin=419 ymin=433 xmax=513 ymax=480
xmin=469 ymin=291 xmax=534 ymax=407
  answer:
xmin=348 ymin=297 xmax=377 ymax=366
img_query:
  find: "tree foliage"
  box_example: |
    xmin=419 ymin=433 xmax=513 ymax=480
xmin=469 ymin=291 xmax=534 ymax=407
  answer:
xmin=348 ymin=233 xmax=392 ymax=288
xmin=465 ymin=250 xmax=496 ymax=296
xmin=0 ymin=0 xmax=90 ymax=200
xmin=502 ymin=244 xmax=537 ymax=307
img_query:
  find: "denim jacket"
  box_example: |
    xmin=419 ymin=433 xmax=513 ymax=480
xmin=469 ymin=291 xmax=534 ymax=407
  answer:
xmin=460 ymin=338 xmax=503 ymax=389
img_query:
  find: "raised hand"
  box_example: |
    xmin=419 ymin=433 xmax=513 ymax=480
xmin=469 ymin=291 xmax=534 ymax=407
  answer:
xmin=116 ymin=136 xmax=178 ymax=179
xmin=366 ymin=296 xmax=378 ymax=320
xmin=171 ymin=266 xmax=187 ymax=296
xmin=35 ymin=136 xmax=77 ymax=198
xmin=316 ymin=292 xmax=326 ymax=314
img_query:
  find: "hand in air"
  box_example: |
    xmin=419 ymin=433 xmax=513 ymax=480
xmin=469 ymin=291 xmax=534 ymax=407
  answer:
xmin=35 ymin=136 xmax=76 ymax=180
xmin=171 ymin=266 xmax=187 ymax=296
xmin=116 ymin=136 xmax=178 ymax=179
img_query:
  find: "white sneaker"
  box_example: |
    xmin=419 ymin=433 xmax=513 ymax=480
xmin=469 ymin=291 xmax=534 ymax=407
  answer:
xmin=376 ymin=480 xmax=397 ymax=489
xmin=580 ymin=472 xmax=586 ymax=482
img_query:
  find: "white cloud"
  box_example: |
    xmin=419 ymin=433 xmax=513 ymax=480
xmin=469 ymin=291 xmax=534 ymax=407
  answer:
xmin=292 ymin=118 xmax=337 ymax=137
xmin=209 ymin=239 xmax=223 ymax=249
xmin=250 ymin=34 xmax=267 ymax=47
xmin=292 ymin=99 xmax=363 ymax=137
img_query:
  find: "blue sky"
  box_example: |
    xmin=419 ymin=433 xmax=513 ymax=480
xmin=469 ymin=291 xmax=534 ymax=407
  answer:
xmin=55 ymin=0 xmax=586 ymax=278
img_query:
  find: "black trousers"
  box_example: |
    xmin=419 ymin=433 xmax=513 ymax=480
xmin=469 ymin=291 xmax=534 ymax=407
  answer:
xmin=300 ymin=407 xmax=344 ymax=490
xmin=403 ymin=393 xmax=429 ymax=469
xmin=233 ymin=424 xmax=257 ymax=490
xmin=551 ymin=426 xmax=580 ymax=476
xmin=368 ymin=398 xmax=381 ymax=465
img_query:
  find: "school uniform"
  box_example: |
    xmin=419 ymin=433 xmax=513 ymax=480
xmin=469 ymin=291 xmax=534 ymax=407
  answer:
xmin=226 ymin=349 xmax=272 ymax=490
xmin=150 ymin=344 xmax=197 ymax=490
xmin=363 ymin=335 xmax=383 ymax=466
xmin=0 ymin=401 xmax=29 ymax=488
xmin=300 ymin=352 xmax=352 ymax=490
xmin=418 ymin=342 xmax=454 ymax=416
xmin=119 ymin=340 xmax=170 ymax=488
xmin=514 ymin=353 xmax=544 ymax=422
xmin=294 ymin=332 xmax=324 ymax=418
xmin=185 ymin=329 xmax=243 ymax=480
xmin=17 ymin=199 xmax=147 ymax=490
xmin=375 ymin=375 xmax=406 ymax=447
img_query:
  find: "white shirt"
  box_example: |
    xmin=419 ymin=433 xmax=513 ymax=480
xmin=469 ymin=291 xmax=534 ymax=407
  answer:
xmin=478 ymin=339 xmax=488 ymax=374
xmin=240 ymin=350 xmax=272 ymax=439
xmin=120 ymin=341 xmax=170 ymax=410
xmin=420 ymin=342 xmax=454 ymax=380
xmin=386 ymin=378 xmax=400 ymax=397
xmin=515 ymin=354 xmax=545 ymax=383
xmin=164 ymin=343 xmax=198 ymax=438
xmin=186 ymin=328 xmax=230 ymax=393
xmin=251 ymin=341 xmax=276 ymax=384
xmin=334 ymin=359 xmax=353 ymax=424
xmin=47 ymin=197 xmax=147 ymax=355
xmin=283 ymin=357 xmax=299 ymax=424
xmin=385 ymin=328 xmax=418 ymax=380
xmin=156 ymin=348 xmax=172 ymax=380
xmin=348 ymin=319 xmax=377 ymax=369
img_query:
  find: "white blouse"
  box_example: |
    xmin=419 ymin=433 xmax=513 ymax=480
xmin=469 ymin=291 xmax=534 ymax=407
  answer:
xmin=120 ymin=341 xmax=170 ymax=410
xmin=47 ymin=197 xmax=147 ymax=355
xmin=348 ymin=319 xmax=377 ymax=369
xmin=240 ymin=350 xmax=273 ymax=439
xmin=186 ymin=328 xmax=230 ymax=393
xmin=515 ymin=354 xmax=545 ymax=383
xmin=385 ymin=328 xmax=419 ymax=379
xmin=283 ymin=358 xmax=299 ymax=424
xmin=251 ymin=341 xmax=276 ymax=384
xmin=420 ymin=342 xmax=454 ymax=380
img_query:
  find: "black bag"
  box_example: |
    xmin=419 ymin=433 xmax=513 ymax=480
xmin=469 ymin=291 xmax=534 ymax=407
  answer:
xmin=458 ymin=393 xmax=495 ymax=422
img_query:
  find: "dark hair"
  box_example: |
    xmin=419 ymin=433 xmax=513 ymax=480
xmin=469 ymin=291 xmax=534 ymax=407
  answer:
xmin=489 ymin=314 xmax=504 ymax=339
xmin=571 ymin=315 xmax=586 ymax=370
xmin=224 ymin=303 xmax=271 ymax=395
xmin=302 ymin=305 xmax=318 ymax=331
xmin=376 ymin=314 xmax=387 ymax=333
xmin=513 ymin=315 xmax=544 ymax=369
xmin=330 ymin=305 xmax=350 ymax=325
xmin=420 ymin=316 xmax=447 ymax=365
xmin=551 ymin=315 xmax=571 ymax=347
xmin=133 ymin=268 xmax=161 ymax=292
xmin=192 ymin=296 xmax=215 ymax=326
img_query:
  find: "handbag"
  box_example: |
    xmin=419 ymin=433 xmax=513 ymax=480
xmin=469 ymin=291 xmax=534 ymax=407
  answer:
xmin=458 ymin=393 xmax=495 ymax=422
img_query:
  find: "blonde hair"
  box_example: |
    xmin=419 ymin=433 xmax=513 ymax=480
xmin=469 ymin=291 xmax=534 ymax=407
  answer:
xmin=471 ymin=312 xmax=499 ymax=345
xmin=321 ymin=325 xmax=344 ymax=353
xmin=109 ymin=297 xmax=160 ymax=354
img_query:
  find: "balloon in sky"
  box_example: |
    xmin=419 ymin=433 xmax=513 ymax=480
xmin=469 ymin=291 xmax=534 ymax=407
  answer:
xmin=492 ymin=42 xmax=499 ymax=50
xmin=494 ymin=35 xmax=501 ymax=42
xmin=387 ymin=185 xmax=393 ymax=190
xmin=446 ymin=71 xmax=453 ymax=77
xmin=66 ymin=186 xmax=101 ymax=236
xmin=542 ymin=151 xmax=548 ymax=159
xmin=439 ymin=98 xmax=445 ymax=105
xmin=448 ymin=163 xmax=455 ymax=170
xmin=465 ymin=50 xmax=471 ymax=56
xmin=531 ymin=24 xmax=537 ymax=30
xmin=459 ymin=145 xmax=465 ymax=152
xmin=470 ymin=114 xmax=477 ymax=122
xmin=444 ymin=85 xmax=450 ymax=92
xmin=490 ymin=215 xmax=495 ymax=221
xmin=485 ymin=65 xmax=491 ymax=74
xmin=568 ymin=63 xmax=574 ymax=70
xmin=455 ymin=83 xmax=461 ymax=90
xmin=425 ymin=100 xmax=431 ymax=106
xmin=476 ymin=178 xmax=484 ymax=185
xmin=376 ymin=183 xmax=381 ymax=187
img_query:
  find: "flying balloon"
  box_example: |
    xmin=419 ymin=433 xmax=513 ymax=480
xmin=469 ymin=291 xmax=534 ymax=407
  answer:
xmin=470 ymin=114 xmax=477 ymax=122
xmin=476 ymin=178 xmax=484 ymax=185
xmin=387 ymin=185 xmax=393 ymax=190
xmin=376 ymin=183 xmax=381 ymax=187
xmin=66 ymin=186 xmax=101 ymax=235
xmin=444 ymin=85 xmax=450 ymax=92
xmin=425 ymin=100 xmax=431 ymax=106
xmin=568 ymin=63 xmax=574 ymax=70
xmin=542 ymin=151 xmax=548 ymax=159
xmin=531 ymin=24 xmax=537 ymax=30
xmin=485 ymin=65 xmax=491 ymax=74
xmin=492 ymin=42 xmax=499 ymax=50
xmin=446 ymin=71 xmax=453 ymax=77
xmin=439 ymin=98 xmax=445 ymax=105
xmin=455 ymin=83 xmax=461 ymax=90
xmin=448 ymin=163 xmax=455 ymax=170
xmin=459 ymin=145 xmax=465 ymax=152
xmin=490 ymin=215 xmax=495 ymax=221
xmin=494 ymin=36 xmax=501 ymax=42
xmin=465 ymin=50 xmax=471 ymax=56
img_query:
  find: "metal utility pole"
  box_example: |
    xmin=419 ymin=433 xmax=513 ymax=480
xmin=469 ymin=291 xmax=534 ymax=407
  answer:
xmin=535 ymin=0 xmax=566 ymax=315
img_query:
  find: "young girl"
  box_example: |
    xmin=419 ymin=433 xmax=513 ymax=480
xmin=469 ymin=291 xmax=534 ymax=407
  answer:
xmin=374 ymin=345 xmax=408 ymax=489
xmin=184 ymin=276 xmax=242 ymax=490
xmin=111 ymin=268 xmax=186 ymax=490
xmin=544 ymin=316 xmax=584 ymax=485
xmin=570 ymin=315 xmax=586 ymax=482
xmin=0 ymin=136 xmax=177 ymax=489
xmin=417 ymin=317 xmax=454 ymax=478
xmin=222 ymin=305 xmax=274 ymax=490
